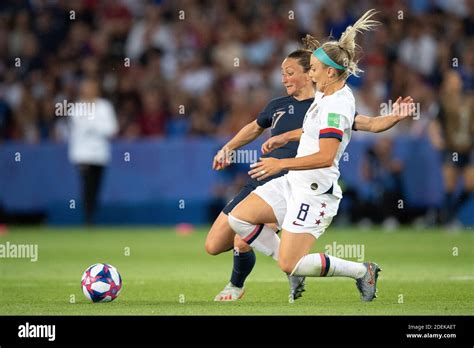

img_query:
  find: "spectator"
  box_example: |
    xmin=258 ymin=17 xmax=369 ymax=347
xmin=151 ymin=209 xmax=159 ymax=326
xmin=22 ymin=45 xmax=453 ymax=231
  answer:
xmin=68 ymin=77 xmax=118 ymax=225
xmin=0 ymin=0 xmax=471 ymax=228
xmin=398 ymin=18 xmax=437 ymax=77
xmin=429 ymin=70 xmax=474 ymax=227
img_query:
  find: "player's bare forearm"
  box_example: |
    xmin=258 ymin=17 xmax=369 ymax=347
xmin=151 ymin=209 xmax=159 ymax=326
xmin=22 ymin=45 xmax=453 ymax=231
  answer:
xmin=250 ymin=138 xmax=339 ymax=180
xmin=355 ymin=114 xmax=403 ymax=133
xmin=224 ymin=120 xmax=264 ymax=151
xmin=214 ymin=120 xmax=265 ymax=170
xmin=354 ymin=96 xmax=416 ymax=133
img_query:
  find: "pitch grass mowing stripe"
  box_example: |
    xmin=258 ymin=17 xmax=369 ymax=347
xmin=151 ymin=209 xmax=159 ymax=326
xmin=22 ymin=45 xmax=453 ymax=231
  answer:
xmin=0 ymin=227 xmax=472 ymax=315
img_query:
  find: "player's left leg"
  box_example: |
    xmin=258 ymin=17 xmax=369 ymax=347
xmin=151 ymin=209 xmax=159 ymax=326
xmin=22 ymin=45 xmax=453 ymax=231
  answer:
xmin=213 ymin=234 xmax=255 ymax=301
xmin=212 ymin=179 xmax=271 ymax=301
xmin=215 ymin=224 xmax=305 ymax=302
xmin=205 ymin=212 xmax=235 ymax=256
xmin=214 ymin=181 xmax=282 ymax=301
xmin=279 ymin=193 xmax=381 ymax=301
xmin=214 ymin=193 xmax=282 ymax=302
xmin=230 ymin=234 xmax=254 ymax=286
xmin=278 ymin=230 xmax=381 ymax=302
xmin=205 ymin=180 xmax=260 ymax=256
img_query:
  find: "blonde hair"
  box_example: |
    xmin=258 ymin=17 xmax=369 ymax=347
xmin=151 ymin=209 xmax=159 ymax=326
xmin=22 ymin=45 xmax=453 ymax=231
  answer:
xmin=304 ymin=9 xmax=380 ymax=80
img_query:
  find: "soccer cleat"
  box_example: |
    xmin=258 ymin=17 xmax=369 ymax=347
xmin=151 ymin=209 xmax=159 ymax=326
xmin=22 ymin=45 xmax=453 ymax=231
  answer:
xmin=355 ymin=262 xmax=381 ymax=302
xmin=214 ymin=282 xmax=245 ymax=301
xmin=288 ymin=274 xmax=306 ymax=301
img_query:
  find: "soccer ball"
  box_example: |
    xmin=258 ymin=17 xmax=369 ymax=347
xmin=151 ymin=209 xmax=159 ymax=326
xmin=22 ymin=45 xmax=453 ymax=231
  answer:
xmin=81 ymin=263 xmax=122 ymax=303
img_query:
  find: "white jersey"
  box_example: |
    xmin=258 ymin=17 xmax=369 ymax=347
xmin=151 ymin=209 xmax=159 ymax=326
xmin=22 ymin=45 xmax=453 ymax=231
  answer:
xmin=286 ymin=85 xmax=355 ymax=198
xmin=69 ymin=98 xmax=118 ymax=165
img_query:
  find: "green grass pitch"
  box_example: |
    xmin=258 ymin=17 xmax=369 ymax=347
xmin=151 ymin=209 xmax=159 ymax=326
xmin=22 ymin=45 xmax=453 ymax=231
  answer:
xmin=0 ymin=226 xmax=473 ymax=315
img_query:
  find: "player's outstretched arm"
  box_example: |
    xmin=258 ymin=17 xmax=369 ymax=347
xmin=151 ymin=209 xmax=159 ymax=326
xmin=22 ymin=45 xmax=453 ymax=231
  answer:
xmin=213 ymin=120 xmax=265 ymax=170
xmin=261 ymin=128 xmax=303 ymax=154
xmin=250 ymin=138 xmax=339 ymax=180
xmin=354 ymin=96 xmax=416 ymax=133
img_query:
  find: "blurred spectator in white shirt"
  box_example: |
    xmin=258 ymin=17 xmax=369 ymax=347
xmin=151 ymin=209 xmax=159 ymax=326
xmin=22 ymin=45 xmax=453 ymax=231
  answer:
xmin=398 ymin=20 xmax=437 ymax=77
xmin=69 ymin=78 xmax=118 ymax=225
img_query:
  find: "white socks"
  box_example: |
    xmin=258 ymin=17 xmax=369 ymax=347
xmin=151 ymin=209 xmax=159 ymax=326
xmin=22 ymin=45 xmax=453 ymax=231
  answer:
xmin=228 ymin=214 xmax=280 ymax=261
xmin=291 ymin=253 xmax=367 ymax=279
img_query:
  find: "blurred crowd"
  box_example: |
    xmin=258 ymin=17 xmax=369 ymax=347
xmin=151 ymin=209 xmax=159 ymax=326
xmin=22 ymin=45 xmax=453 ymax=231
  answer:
xmin=0 ymin=0 xmax=473 ymax=227
xmin=0 ymin=0 xmax=472 ymax=143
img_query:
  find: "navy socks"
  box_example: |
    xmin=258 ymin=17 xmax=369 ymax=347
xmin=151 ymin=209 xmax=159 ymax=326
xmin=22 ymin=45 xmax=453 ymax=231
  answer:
xmin=230 ymin=249 xmax=256 ymax=288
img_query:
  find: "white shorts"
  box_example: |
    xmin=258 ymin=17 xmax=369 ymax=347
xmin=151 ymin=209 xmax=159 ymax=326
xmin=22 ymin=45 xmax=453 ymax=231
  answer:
xmin=253 ymin=175 xmax=340 ymax=239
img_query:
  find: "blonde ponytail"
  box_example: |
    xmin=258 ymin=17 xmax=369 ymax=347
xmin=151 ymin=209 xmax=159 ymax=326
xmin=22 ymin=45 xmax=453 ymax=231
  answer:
xmin=337 ymin=9 xmax=380 ymax=77
xmin=317 ymin=9 xmax=380 ymax=79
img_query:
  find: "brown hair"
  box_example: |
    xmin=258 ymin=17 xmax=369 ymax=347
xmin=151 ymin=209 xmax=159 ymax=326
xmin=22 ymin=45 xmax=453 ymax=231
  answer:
xmin=286 ymin=49 xmax=312 ymax=72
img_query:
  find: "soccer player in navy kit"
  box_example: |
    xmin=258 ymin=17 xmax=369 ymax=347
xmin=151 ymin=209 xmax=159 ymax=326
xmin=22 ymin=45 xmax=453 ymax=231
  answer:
xmin=206 ymin=45 xmax=415 ymax=301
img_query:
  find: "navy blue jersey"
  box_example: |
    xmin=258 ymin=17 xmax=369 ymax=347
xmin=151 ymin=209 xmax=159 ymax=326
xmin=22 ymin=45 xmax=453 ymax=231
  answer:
xmin=257 ymin=96 xmax=314 ymax=159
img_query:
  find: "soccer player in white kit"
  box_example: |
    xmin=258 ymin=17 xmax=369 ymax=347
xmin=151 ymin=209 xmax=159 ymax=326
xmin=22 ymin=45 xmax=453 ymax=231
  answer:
xmin=227 ymin=10 xmax=382 ymax=301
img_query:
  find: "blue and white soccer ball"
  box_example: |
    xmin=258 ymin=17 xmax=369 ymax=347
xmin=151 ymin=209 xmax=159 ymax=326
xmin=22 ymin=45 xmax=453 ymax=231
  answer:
xmin=81 ymin=263 xmax=122 ymax=303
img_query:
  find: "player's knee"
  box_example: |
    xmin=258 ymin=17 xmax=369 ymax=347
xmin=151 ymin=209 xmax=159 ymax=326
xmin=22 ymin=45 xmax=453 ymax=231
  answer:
xmin=234 ymin=235 xmax=251 ymax=252
xmin=204 ymin=239 xmax=224 ymax=256
xmin=278 ymin=257 xmax=296 ymax=274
